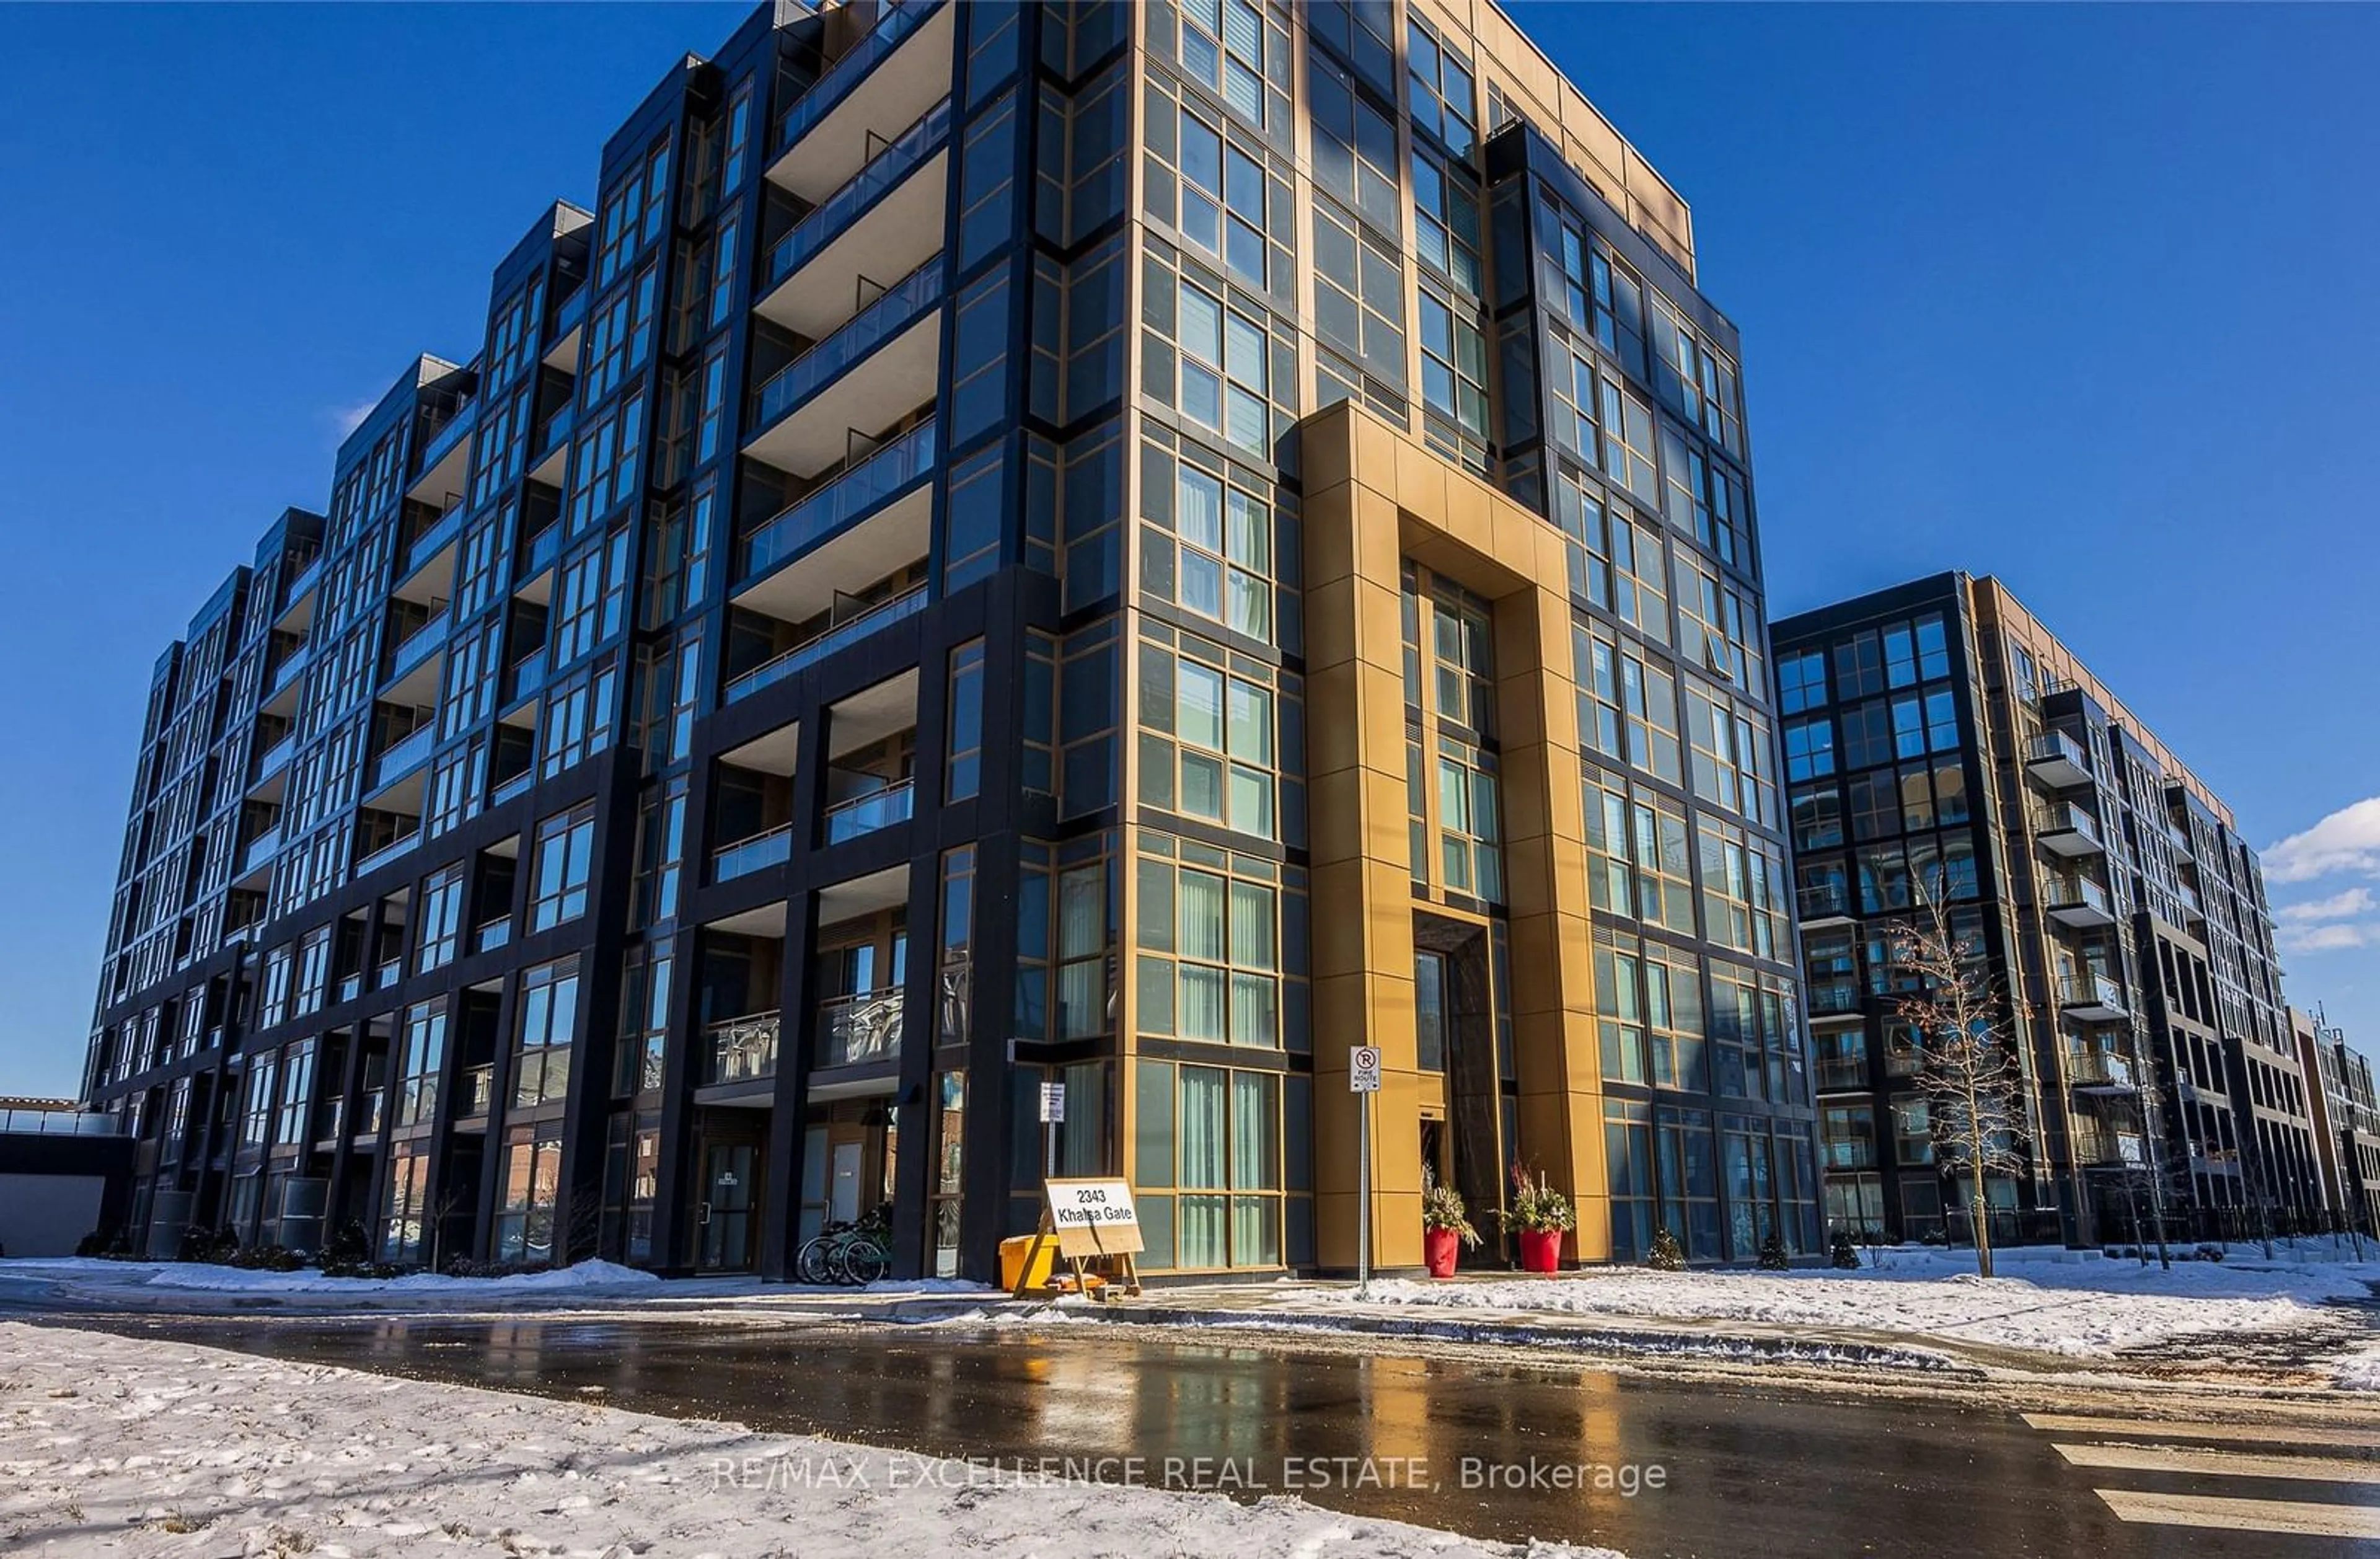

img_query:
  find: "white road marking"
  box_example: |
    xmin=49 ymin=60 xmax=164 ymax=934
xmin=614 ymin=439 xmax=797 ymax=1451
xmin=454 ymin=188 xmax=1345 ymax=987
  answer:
xmin=2055 ymin=1441 xmax=2380 ymax=1485
xmin=2094 ymin=1490 xmax=2380 ymax=1540
xmin=2022 ymin=1412 xmax=2380 ymax=1452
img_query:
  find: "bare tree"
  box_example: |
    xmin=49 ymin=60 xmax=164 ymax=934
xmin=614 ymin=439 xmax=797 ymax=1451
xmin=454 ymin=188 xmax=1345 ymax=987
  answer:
xmin=1885 ymin=890 xmax=2029 ymax=1278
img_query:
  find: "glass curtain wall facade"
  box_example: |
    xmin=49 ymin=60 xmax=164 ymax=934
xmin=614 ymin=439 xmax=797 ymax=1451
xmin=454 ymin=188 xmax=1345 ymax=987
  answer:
xmin=83 ymin=0 xmax=1813 ymax=1279
xmin=1774 ymin=573 xmax=2326 ymax=1248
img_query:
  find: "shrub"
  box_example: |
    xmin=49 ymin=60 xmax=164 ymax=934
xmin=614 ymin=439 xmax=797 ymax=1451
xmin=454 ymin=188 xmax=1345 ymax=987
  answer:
xmin=224 ymin=1243 xmax=304 ymax=1272
xmin=1494 ymin=1163 xmax=1576 ymax=1234
xmin=1919 ymin=1230 xmax=1948 ymax=1247
xmin=176 ymin=1226 xmax=241 ymax=1265
xmin=1829 ymin=1229 xmax=1861 ymax=1270
xmin=1422 ymin=1182 xmax=1482 ymax=1248
xmin=2191 ymin=1243 xmax=2225 ymax=1263
xmin=1645 ymin=1227 xmax=1686 ymax=1271
xmin=75 ymin=1228 xmax=133 ymax=1260
xmin=441 ymin=1255 xmax=552 ymax=1279
xmin=1758 ymin=1231 xmax=1791 ymax=1270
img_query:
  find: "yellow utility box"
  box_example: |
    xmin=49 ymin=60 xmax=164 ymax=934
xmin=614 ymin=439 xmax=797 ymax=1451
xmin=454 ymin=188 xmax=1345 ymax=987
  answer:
xmin=998 ymin=1234 xmax=1057 ymax=1292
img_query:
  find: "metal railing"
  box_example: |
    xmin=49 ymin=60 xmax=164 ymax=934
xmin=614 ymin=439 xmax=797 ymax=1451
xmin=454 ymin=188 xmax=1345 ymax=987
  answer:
xmin=706 ymin=1012 xmax=781 ymax=1086
xmin=505 ymin=647 xmax=549 ymax=707
xmin=2068 ymin=1047 xmax=2137 ymax=1090
xmin=819 ymin=987 xmax=904 ymax=1068
xmin=2057 ymin=971 xmax=2127 ymax=1014
xmin=824 ymin=778 xmax=914 ymax=844
xmin=776 ymin=0 xmax=943 ymax=155
xmin=2071 ymin=1125 xmax=2145 ymax=1167
xmin=725 ymin=585 xmax=927 ymax=705
xmin=2025 ymin=729 xmax=2091 ymax=776
xmin=712 ymin=824 xmax=793 ymax=882
xmin=368 ymin=723 xmax=436 ymax=791
xmin=0 ymin=1108 xmax=128 ymax=1137
xmin=739 ymin=418 xmax=937 ymax=580
xmin=354 ymin=829 xmax=421 ymax=878
xmin=2044 ymin=877 xmax=2112 ymax=919
xmin=751 ymin=254 xmax=943 ymax=433
xmin=2033 ymin=801 xmax=2102 ymax=847
xmin=766 ymin=95 xmax=951 ymax=291
xmin=386 ymin=611 xmax=451 ymax=682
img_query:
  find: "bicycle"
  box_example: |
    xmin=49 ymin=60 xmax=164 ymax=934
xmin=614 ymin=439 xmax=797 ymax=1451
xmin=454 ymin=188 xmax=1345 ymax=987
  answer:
xmin=794 ymin=1205 xmax=892 ymax=1286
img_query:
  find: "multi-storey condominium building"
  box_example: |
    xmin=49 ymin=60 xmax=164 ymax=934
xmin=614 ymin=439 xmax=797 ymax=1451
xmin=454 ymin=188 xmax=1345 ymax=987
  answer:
xmin=82 ymin=0 xmax=1817 ymax=1281
xmin=1774 ymin=573 xmax=2325 ymax=1248
xmin=2296 ymin=1007 xmax=2380 ymax=1235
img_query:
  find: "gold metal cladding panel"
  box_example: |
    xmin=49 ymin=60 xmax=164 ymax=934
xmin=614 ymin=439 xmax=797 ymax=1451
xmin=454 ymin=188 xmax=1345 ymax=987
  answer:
xmin=1302 ymin=401 xmax=1611 ymax=1269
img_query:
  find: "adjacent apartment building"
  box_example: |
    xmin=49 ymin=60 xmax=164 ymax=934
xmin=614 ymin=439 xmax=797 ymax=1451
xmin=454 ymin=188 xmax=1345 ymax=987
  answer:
xmin=1774 ymin=573 xmax=2327 ymax=1248
xmin=2296 ymin=1008 xmax=2380 ymax=1235
xmin=82 ymin=0 xmax=1819 ymax=1281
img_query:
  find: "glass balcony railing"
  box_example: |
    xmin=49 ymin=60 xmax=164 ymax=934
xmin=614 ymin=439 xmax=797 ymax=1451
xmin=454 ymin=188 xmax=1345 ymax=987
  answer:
xmin=267 ymin=641 xmax=311 ymax=695
xmin=522 ymin=522 xmax=562 ymax=578
xmin=250 ymin=731 xmax=295 ymax=784
xmin=490 ymin=769 xmax=534 ymax=806
xmin=2071 ymin=1126 xmax=2144 ymax=1167
xmin=459 ymin=1064 xmax=495 ymax=1118
xmin=713 ymin=824 xmax=793 ymax=883
xmin=538 ymin=401 xmax=577 ymax=462
xmin=278 ymin=552 xmax=323 ymax=614
xmin=504 ymin=647 xmax=549 ymax=707
xmin=418 ymin=399 xmax=477 ymax=473
xmin=2034 ymin=802 xmax=2103 ymax=849
xmin=405 ymin=500 xmax=466 ymax=575
xmin=725 ymin=586 xmax=928 ymax=705
xmin=766 ymin=96 xmax=951 ymax=291
xmin=387 ymin=612 xmax=451 ymax=682
xmin=550 ymin=280 xmax=589 ymax=338
xmin=740 ymin=418 xmax=937 ymax=581
xmin=2025 ymin=729 xmax=2092 ymax=784
xmin=2058 ymin=971 xmax=2127 ymax=1014
xmin=776 ymin=0 xmax=943 ymax=154
xmin=0 ymin=1107 xmax=130 ymax=1137
xmin=1796 ymin=884 xmax=1854 ymax=921
xmin=475 ymin=916 xmax=512 ymax=954
xmin=824 ymin=779 xmax=914 ymax=845
xmin=751 ymin=255 xmax=943 ymax=434
xmin=355 ymin=829 xmax=421 ymax=878
xmin=2068 ymin=1047 xmax=2137 ymax=1090
xmin=819 ymin=987 xmax=904 ymax=1069
xmin=239 ymin=826 xmax=281 ymax=875
xmin=1806 ymin=982 xmax=1862 ymax=1017
xmin=706 ymin=1011 xmax=781 ymax=1086
xmin=368 ymin=725 xmax=435 ymax=792
xmin=2044 ymin=877 xmax=2113 ymax=921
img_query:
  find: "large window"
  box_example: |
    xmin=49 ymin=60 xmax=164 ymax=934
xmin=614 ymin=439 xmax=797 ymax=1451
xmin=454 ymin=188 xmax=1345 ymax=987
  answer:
xmin=495 ymin=1133 xmax=563 ymax=1264
xmin=511 ymin=957 xmax=580 ymax=1111
xmin=1142 ymin=441 xmax=1277 ymax=644
xmin=530 ymin=803 xmax=595 ymax=931
xmin=1136 ymin=1060 xmax=1287 ymax=1270
xmin=394 ymin=999 xmax=447 ymax=1128
xmin=416 ymin=865 xmax=465 ymax=972
xmin=1137 ymin=627 xmax=1290 ymax=841
xmin=1435 ymin=742 xmax=1504 ymax=904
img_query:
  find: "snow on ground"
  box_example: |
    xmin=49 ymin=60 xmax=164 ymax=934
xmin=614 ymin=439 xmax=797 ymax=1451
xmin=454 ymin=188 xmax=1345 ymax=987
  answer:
xmin=1266 ymin=1248 xmax=2379 ymax=1359
xmin=0 ymin=1256 xmax=995 ymax=1306
xmin=2335 ymin=1344 xmax=2380 ymax=1392
xmin=0 ymin=1322 xmax=1618 ymax=1558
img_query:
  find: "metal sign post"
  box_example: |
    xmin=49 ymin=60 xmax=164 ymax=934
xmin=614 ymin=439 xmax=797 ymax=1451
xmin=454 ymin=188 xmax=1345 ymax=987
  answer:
xmin=1350 ymin=1044 xmax=1381 ymax=1291
xmin=1039 ymin=1079 xmax=1065 ymax=1180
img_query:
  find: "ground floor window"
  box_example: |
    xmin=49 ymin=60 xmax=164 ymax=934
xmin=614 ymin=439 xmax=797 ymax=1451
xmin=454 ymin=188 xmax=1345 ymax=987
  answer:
xmin=1137 ymin=1061 xmax=1287 ymax=1271
xmin=381 ymin=1145 xmax=430 ymax=1263
xmin=600 ymin=1114 xmax=659 ymax=1265
xmin=496 ymin=1133 xmax=563 ymax=1264
xmin=1825 ymin=1172 xmax=1886 ymax=1240
xmin=930 ymin=1074 xmax=964 ymax=1277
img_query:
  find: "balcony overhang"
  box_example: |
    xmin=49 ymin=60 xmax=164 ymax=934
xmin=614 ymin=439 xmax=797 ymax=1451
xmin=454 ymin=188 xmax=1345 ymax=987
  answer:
xmin=2047 ymin=896 xmax=2117 ymax=930
xmin=733 ymin=481 xmax=931 ymax=622
xmin=754 ymin=149 xmax=947 ymax=338
xmin=818 ymin=862 xmax=909 ymax=923
xmin=767 ymin=2 xmax=956 ymax=203
xmin=2037 ymin=821 xmax=2103 ymax=859
xmin=2027 ymin=745 xmax=2092 ymax=790
xmin=743 ymin=313 xmax=941 ymax=479
xmin=720 ymin=721 xmax=802 ymax=779
xmin=2061 ymin=989 xmax=2130 ymax=1023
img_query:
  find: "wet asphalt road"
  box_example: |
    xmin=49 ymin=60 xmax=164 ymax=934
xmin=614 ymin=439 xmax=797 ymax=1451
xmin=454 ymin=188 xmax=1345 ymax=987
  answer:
xmin=44 ymin=1315 xmax=2380 ymax=1558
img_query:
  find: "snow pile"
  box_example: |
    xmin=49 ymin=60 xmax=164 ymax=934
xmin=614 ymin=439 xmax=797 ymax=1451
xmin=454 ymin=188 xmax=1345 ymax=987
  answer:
xmin=0 ymin=1255 xmax=666 ymax=1296
xmin=1277 ymin=1252 xmax=2377 ymax=1358
xmin=0 ymin=1322 xmax=1623 ymax=1558
xmin=2335 ymin=1345 xmax=2380 ymax=1392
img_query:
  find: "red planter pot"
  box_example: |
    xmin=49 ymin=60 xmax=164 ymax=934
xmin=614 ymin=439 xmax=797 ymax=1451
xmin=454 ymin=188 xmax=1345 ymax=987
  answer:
xmin=1423 ymin=1227 xmax=1461 ymax=1278
xmin=1518 ymin=1228 xmax=1563 ymax=1273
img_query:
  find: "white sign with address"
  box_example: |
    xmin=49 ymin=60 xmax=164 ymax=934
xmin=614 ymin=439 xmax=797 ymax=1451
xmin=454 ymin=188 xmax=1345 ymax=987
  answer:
xmin=1043 ymin=1177 xmax=1144 ymax=1256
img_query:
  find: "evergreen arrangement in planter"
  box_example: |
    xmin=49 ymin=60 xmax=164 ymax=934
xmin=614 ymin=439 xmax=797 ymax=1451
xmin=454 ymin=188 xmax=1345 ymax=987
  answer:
xmin=1496 ymin=1165 xmax=1574 ymax=1273
xmin=1645 ymin=1227 xmax=1685 ymax=1270
xmin=1421 ymin=1181 xmax=1481 ymax=1278
xmin=1758 ymin=1231 xmax=1791 ymax=1270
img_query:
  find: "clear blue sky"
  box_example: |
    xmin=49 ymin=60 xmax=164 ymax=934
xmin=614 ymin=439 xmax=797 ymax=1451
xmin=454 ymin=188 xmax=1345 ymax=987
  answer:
xmin=1 ymin=4 xmax=2374 ymax=1097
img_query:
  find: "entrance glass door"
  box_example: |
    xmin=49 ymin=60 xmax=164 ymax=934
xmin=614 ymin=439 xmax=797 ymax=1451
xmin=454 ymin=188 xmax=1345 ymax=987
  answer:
xmin=699 ymin=1143 xmax=758 ymax=1270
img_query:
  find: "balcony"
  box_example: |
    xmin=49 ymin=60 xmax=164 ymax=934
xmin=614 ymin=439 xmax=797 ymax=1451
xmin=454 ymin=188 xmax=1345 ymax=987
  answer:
xmin=503 ymin=647 xmax=549 ymax=709
xmin=819 ymin=986 xmax=903 ymax=1069
xmin=546 ymin=283 xmax=588 ymax=371
xmin=772 ymin=0 xmax=954 ymax=186
xmin=409 ymin=398 xmax=477 ymax=503
xmin=713 ymin=824 xmax=793 ymax=884
xmin=475 ymin=916 xmax=512 ymax=955
xmin=2025 ymin=729 xmax=2092 ymax=790
xmin=403 ymin=497 xmax=467 ymax=579
xmin=367 ymin=723 xmax=435 ymax=793
xmin=740 ymin=418 xmax=937 ymax=585
xmin=265 ymin=639 xmax=311 ymax=698
xmin=706 ymin=1011 xmax=781 ymax=1087
xmin=247 ymin=730 xmax=295 ymax=791
xmin=756 ymin=97 xmax=950 ymax=338
xmin=385 ymin=611 xmax=451 ymax=687
xmin=527 ymin=401 xmax=574 ymax=488
xmin=725 ymin=585 xmax=927 ymax=706
xmin=2068 ymin=1046 xmax=2138 ymax=1093
xmin=2071 ymin=1125 xmax=2145 ymax=1168
xmin=1806 ymin=981 xmax=1863 ymax=1020
xmin=2043 ymin=877 xmax=2117 ymax=930
xmin=275 ymin=550 xmax=322 ymax=631
xmin=352 ymin=1088 xmax=386 ymax=1142
xmin=2034 ymin=802 xmax=2104 ymax=859
xmin=354 ymin=828 xmax=421 ymax=879
xmin=2058 ymin=971 xmax=2129 ymax=1022
xmin=238 ymin=825 xmax=281 ymax=878
xmin=457 ymin=1064 xmax=494 ymax=1122
xmin=1796 ymin=885 xmax=1856 ymax=929
xmin=824 ymin=778 xmax=913 ymax=846
xmin=744 ymin=255 xmax=944 ymax=477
